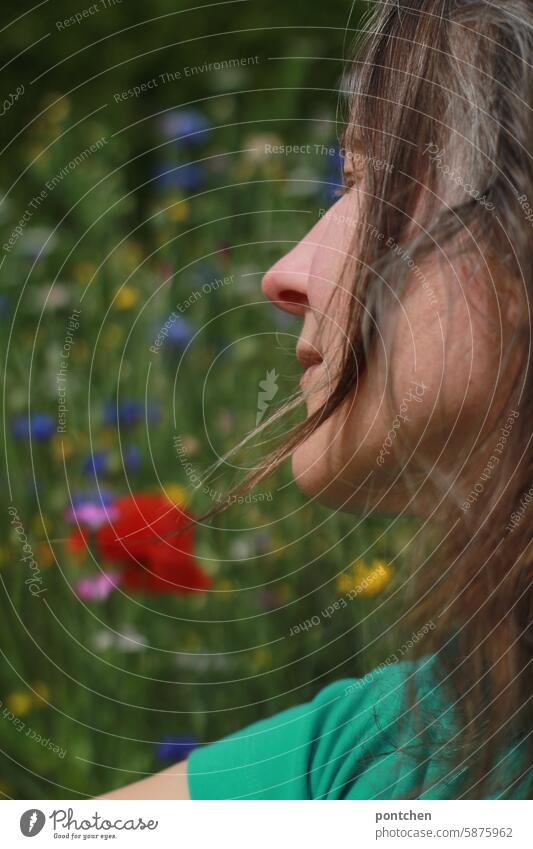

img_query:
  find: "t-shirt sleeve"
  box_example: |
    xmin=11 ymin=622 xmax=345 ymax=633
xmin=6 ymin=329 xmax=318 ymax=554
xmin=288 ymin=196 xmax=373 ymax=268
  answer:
xmin=187 ymin=655 xmax=457 ymax=800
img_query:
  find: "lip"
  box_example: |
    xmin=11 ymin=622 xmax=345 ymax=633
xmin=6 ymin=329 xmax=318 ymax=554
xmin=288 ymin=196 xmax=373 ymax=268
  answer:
xmin=299 ymin=362 xmax=321 ymax=388
xmin=296 ymin=344 xmax=323 ymax=390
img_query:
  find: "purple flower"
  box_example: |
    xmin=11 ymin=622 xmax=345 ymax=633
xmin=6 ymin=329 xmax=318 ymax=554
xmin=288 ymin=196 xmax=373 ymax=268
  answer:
xmin=153 ymin=162 xmax=205 ymax=191
xmin=72 ymin=489 xmax=116 ymax=508
xmin=82 ymin=451 xmax=109 ymax=477
xmin=11 ymin=413 xmax=55 ymax=441
xmin=167 ymin=316 xmax=194 ymax=348
xmin=155 ymin=735 xmax=198 ymax=763
xmin=75 ymin=571 xmax=121 ymax=601
xmin=123 ymin=444 xmax=142 ymax=473
xmin=103 ymin=400 xmax=160 ymax=427
xmin=159 ymin=109 xmax=210 ymax=142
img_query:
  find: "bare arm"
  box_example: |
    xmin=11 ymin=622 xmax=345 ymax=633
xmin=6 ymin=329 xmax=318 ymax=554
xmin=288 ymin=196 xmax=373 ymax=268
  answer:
xmin=97 ymin=759 xmax=190 ymax=800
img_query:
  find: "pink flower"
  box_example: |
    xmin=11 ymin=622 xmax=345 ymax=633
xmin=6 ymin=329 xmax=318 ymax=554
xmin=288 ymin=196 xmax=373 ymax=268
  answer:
xmin=75 ymin=571 xmax=121 ymax=601
xmin=65 ymin=503 xmax=118 ymax=531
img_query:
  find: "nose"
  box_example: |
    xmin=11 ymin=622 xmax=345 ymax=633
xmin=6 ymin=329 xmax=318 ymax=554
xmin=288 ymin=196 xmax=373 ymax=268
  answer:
xmin=261 ymin=240 xmax=313 ymax=317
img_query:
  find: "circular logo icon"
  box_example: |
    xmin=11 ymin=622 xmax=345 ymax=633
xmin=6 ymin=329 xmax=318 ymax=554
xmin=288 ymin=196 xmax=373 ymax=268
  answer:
xmin=20 ymin=809 xmax=46 ymax=837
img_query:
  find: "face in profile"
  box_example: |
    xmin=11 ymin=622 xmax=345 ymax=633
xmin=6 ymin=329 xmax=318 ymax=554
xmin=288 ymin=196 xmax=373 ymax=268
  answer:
xmin=262 ymin=159 xmax=509 ymax=517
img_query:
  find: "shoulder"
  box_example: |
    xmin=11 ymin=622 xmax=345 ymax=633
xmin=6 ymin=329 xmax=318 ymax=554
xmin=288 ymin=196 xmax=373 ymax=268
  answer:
xmin=188 ymin=654 xmax=457 ymax=800
xmin=302 ymin=654 xmax=455 ymax=799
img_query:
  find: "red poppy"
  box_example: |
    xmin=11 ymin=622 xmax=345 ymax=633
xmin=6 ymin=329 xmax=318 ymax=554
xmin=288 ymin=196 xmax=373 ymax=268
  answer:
xmin=66 ymin=527 xmax=88 ymax=555
xmin=96 ymin=492 xmax=210 ymax=594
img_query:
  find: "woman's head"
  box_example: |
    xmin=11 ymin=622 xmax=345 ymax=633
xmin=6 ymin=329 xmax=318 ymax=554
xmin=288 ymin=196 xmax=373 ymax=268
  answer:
xmin=262 ymin=0 xmax=529 ymax=523
xmin=254 ymin=0 xmax=533 ymax=797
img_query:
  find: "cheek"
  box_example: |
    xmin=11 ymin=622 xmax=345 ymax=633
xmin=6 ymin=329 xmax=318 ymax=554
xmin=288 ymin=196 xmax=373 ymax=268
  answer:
xmin=348 ymin=264 xmax=506 ymax=496
xmin=386 ymin=269 xmax=500 ymax=439
xmin=293 ymin=264 xmax=502 ymax=508
xmin=307 ymin=194 xmax=362 ymax=329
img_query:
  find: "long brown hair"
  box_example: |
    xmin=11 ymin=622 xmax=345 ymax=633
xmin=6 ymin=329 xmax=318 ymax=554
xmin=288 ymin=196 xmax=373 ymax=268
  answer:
xmin=200 ymin=0 xmax=533 ymax=797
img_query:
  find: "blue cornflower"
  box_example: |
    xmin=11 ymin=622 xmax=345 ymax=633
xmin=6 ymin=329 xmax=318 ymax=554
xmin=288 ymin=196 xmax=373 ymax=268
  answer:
xmin=159 ymin=109 xmax=210 ymax=143
xmin=167 ymin=316 xmax=194 ymax=348
xmin=155 ymin=735 xmax=198 ymax=763
xmin=103 ymin=400 xmax=160 ymax=427
xmin=11 ymin=413 xmax=55 ymax=441
xmin=72 ymin=489 xmax=116 ymax=508
xmin=153 ymin=162 xmax=206 ymax=191
xmin=123 ymin=444 xmax=142 ymax=473
xmin=82 ymin=451 xmax=109 ymax=477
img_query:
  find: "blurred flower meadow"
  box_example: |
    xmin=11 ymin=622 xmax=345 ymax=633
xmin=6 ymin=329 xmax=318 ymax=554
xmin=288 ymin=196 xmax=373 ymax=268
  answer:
xmin=0 ymin=24 xmax=415 ymax=798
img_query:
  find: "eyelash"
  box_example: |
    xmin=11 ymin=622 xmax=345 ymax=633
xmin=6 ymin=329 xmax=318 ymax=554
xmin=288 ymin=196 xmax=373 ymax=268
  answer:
xmin=339 ymin=177 xmax=356 ymax=195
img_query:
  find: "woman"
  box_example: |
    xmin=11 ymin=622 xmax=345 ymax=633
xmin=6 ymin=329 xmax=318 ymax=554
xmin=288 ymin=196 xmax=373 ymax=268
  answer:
xmin=102 ymin=0 xmax=532 ymax=799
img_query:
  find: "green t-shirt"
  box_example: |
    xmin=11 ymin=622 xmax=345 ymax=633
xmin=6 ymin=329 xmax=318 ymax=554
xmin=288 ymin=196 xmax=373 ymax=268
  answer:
xmin=188 ymin=655 xmax=530 ymax=799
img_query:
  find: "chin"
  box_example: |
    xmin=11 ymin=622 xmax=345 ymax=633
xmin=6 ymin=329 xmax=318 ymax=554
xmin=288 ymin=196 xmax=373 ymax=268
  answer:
xmin=291 ymin=431 xmax=414 ymax=516
xmin=291 ymin=437 xmax=361 ymax=511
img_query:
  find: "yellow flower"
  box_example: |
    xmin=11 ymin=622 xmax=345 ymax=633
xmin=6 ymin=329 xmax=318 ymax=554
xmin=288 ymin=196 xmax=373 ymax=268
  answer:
xmin=71 ymin=340 xmax=89 ymax=364
xmin=32 ymin=681 xmax=50 ymax=706
xmin=72 ymin=261 xmax=97 ymax=285
xmin=113 ymin=286 xmax=139 ymax=310
xmin=217 ymin=579 xmax=236 ymax=597
xmin=252 ymin=648 xmax=272 ymax=669
xmin=103 ymin=323 xmax=124 ymax=348
xmin=165 ymin=197 xmax=190 ymax=222
xmin=5 ymin=691 xmax=33 ymax=716
xmin=99 ymin=427 xmax=117 ymax=450
xmin=51 ymin=434 xmax=74 ymax=462
xmin=277 ymin=583 xmax=292 ymax=602
xmin=184 ymin=631 xmax=203 ymax=651
xmin=32 ymin=514 xmax=52 ymax=537
xmin=46 ymin=96 xmax=70 ymax=124
xmin=353 ymin=559 xmax=393 ymax=596
xmin=163 ymin=484 xmax=189 ymax=507
xmin=336 ymin=574 xmax=351 ymax=594
xmin=121 ymin=241 xmax=143 ymax=268
xmin=28 ymin=146 xmax=47 ymax=161
xmin=336 ymin=559 xmax=393 ymax=597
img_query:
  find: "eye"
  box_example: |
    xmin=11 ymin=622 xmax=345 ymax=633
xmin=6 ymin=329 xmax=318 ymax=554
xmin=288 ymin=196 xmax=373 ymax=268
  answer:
xmin=344 ymin=171 xmax=357 ymax=188
xmin=340 ymin=166 xmax=359 ymax=196
xmin=342 ymin=144 xmax=365 ymax=191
